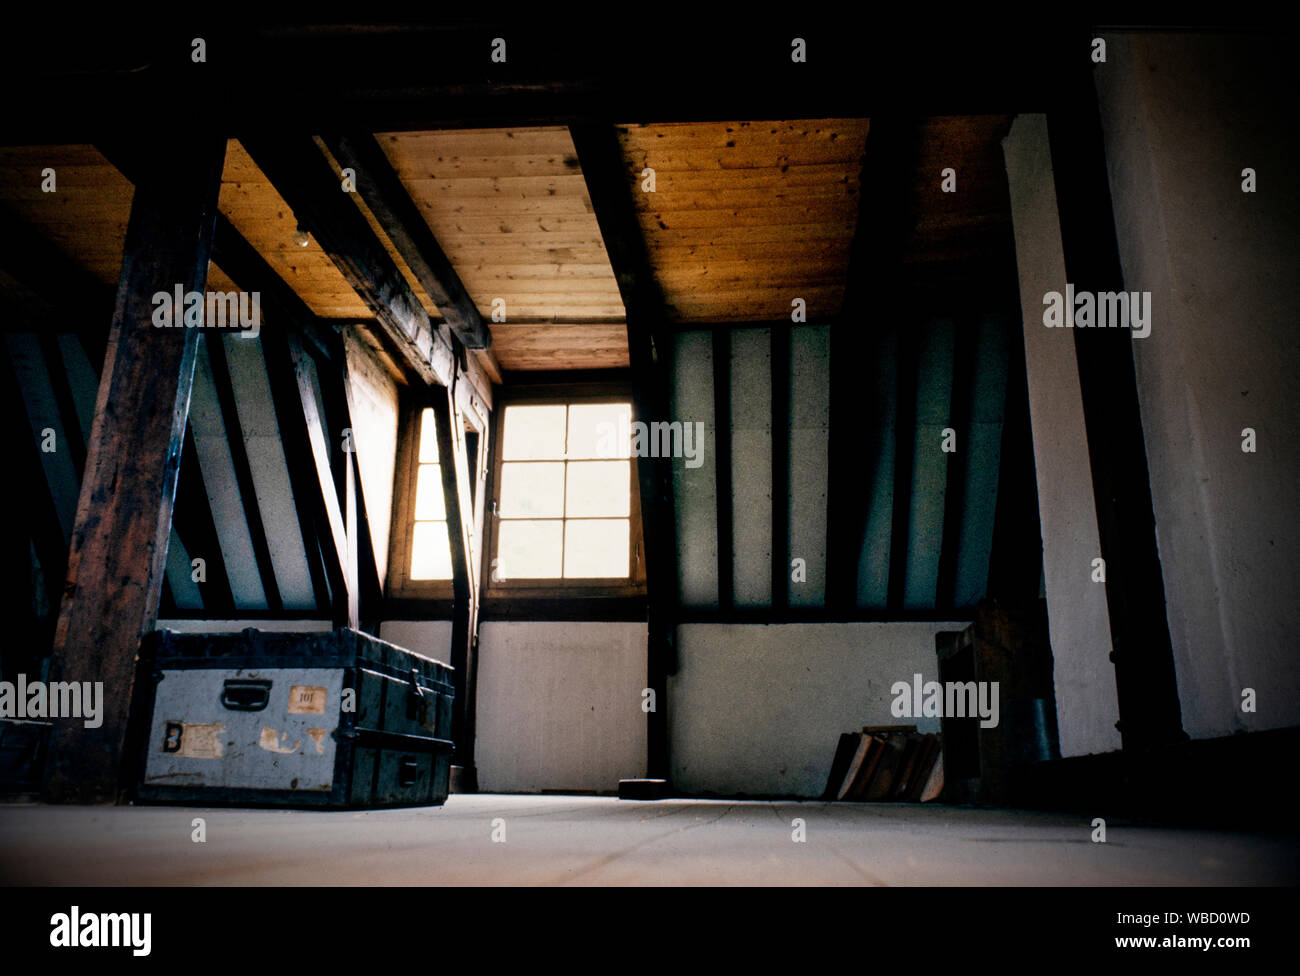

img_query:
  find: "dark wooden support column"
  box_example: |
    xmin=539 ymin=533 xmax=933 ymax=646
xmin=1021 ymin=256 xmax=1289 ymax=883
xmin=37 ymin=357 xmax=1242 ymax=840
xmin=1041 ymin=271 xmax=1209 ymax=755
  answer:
xmin=826 ymin=117 xmax=920 ymax=611
xmin=1048 ymin=57 xmax=1185 ymax=753
xmin=935 ymin=317 xmax=979 ymax=612
xmin=429 ymin=380 xmax=480 ymax=786
xmin=320 ymin=134 xmax=491 ymax=350
xmin=570 ymin=123 xmax=678 ymax=781
xmin=712 ymin=328 xmax=734 ymax=611
xmin=42 ymin=136 xmax=226 ymax=804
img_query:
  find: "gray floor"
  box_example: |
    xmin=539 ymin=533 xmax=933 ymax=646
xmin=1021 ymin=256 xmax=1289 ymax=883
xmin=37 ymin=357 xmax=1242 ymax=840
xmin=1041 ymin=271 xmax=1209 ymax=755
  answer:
xmin=1 ymin=795 xmax=1295 ymax=885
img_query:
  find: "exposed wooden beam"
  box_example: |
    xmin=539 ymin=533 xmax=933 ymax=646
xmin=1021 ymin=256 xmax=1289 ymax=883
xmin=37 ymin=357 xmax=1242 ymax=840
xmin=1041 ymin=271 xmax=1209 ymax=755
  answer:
xmin=42 ymin=135 xmax=226 ymax=804
xmin=1048 ymin=58 xmax=1184 ymax=752
xmin=570 ymin=122 xmax=677 ymax=780
xmin=430 ymin=384 xmax=480 ymax=784
xmin=290 ymin=333 xmax=352 ymax=628
xmin=238 ymin=135 xmax=493 ymax=415
xmin=4 ymin=26 xmax=1080 ymax=142
xmin=320 ymin=133 xmax=491 ymax=350
xmin=326 ymin=335 xmax=384 ymax=623
xmin=826 ymin=117 xmax=920 ymax=611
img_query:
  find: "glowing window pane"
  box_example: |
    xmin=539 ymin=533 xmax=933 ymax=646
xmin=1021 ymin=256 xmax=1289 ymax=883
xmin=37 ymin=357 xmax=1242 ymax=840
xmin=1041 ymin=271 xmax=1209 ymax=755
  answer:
xmin=499 ymin=461 xmax=564 ymax=518
xmin=564 ymin=519 xmax=629 ymax=578
xmin=565 ymin=461 xmax=630 ymax=517
xmin=497 ymin=520 xmax=563 ymax=579
xmin=417 ymin=407 xmax=439 ymax=463
xmin=502 ymin=404 xmax=567 ymax=460
xmin=410 ymin=521 xmax=452 ymax=580
xmin=414 ymin=464 xmax=446 ymax=521
xmin=567 ymin=402 xmax=632 ymax=459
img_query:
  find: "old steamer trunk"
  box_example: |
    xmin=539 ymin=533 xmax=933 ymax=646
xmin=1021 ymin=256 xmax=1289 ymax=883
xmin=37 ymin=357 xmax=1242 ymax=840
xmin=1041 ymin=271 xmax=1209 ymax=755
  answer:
xmin=134 ymin=628 xmax=454 ymax=808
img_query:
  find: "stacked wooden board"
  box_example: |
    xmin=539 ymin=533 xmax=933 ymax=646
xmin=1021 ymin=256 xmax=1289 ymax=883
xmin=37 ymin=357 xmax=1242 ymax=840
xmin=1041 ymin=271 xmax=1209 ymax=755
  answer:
xmin=823 ymin=726 xmax=944 ymax=802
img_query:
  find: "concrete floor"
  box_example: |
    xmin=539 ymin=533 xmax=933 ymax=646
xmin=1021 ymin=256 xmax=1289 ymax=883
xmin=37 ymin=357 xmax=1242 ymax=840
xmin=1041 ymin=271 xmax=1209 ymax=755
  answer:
xmin=1 ymin=795 xmax=1296 ymax=885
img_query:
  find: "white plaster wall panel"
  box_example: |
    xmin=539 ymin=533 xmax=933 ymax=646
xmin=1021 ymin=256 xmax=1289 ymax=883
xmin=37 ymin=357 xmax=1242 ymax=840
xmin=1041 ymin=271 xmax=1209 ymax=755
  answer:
xmin=164 ymin=528 xmax=202 ymax=610
xmin=190 ymin=334 xmax=266 ymax=609
xmin=474 ymin=621 xmax=647 ymax=793
xmin=56 ymin=333 xmax=98 ymax=442
xmin=671 ymin=329 xmax=719 ymax=608
xmin=954 ymin=315 xmax=1010 ymax=607
xmin=730 ymin=328 xmax=772 ymax=606
xmin=788 ymin=325 xmax=830 ymax=607
xmin=223 ymin=334 xmax=317 ymax=610
xmin=670 ymin=622 xmax=966 ymax=797
xmin=1095 ymin=34 xmax=1300 ymax=736
xmin=904 ymin=319 xmax=955 ymax=609
xmin=344 ymin=329 xmax=399 ymax=591
xmin=378 ymin=620 xmax=454 ymax=665
xmin=857 ymin=327 xmax=898 ymax=608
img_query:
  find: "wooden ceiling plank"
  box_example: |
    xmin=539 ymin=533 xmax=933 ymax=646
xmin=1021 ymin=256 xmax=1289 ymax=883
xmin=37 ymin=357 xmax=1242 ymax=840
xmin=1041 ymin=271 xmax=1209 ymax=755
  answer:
xmin=321 ymin=134 xmax=491 ymax=349
xmin=239 ymin=135 xmax=491 ymax=412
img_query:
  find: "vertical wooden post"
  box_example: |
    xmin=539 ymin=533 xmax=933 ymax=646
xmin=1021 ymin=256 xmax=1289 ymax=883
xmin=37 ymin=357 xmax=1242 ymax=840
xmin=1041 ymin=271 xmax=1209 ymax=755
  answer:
xmin=42 ymin=136 xmax=226 ymax=804
xmin=430 ymin=377 xmax=480 ymax=786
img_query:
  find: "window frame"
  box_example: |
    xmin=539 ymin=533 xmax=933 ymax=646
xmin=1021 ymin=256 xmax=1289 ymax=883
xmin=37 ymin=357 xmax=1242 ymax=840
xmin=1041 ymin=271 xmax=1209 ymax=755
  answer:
xmin=483 ymin=383 xmax=646 ymax=599
xmin=386 ymin=389 xmax=489 ymax=604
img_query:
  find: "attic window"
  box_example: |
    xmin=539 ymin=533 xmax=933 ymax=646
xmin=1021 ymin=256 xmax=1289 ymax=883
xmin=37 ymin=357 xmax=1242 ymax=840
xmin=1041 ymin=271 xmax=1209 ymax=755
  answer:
xmin=409 ymin=407 xmax=453 ymax=580
xmin=492 ymin=401 xmax=634 ymax=581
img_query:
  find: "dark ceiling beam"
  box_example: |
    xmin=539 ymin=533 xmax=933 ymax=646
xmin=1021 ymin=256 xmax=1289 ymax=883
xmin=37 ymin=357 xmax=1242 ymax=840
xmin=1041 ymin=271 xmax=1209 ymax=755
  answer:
xmin=1 ymin=25 xmax=1082 ymax=141
xmin=570 ymin=122 xmax=677 ymax=781
xmin=239 ymin=135 xmax=493 ymax=414
xmin=320 ymin=134 xmax=491 ymax=350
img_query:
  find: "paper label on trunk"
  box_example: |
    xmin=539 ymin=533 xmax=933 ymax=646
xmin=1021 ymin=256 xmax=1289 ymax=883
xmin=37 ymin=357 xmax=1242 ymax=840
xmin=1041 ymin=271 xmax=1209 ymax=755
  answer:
xmin=287 ymin=685 xmax=328 ymax=715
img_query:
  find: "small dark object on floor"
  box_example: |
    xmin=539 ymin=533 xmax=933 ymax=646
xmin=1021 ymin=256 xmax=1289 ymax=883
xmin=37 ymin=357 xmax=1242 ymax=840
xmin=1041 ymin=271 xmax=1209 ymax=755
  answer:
xmin=619 ymin=778 xmax=669 ymax=800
